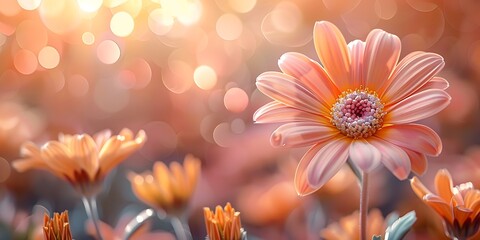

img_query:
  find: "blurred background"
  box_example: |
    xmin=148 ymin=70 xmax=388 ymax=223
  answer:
xmin=0 ymin=0 xmax=479 ymax=239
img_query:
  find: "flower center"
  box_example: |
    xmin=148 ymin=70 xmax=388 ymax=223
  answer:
xmin=331 ymin=89 xmax=386 ymax=139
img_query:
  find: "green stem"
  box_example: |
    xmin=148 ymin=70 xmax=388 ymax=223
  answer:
xmin=82 ymin=196 xmax=104 ymax=240
xmin=359 ymin=171 xmax=369 ymax=240
xmin=170 ymin=216 xmax=191 ymax=240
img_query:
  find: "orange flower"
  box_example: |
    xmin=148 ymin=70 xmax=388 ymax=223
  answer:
xmin=43 ymin=211 xmax=72 ymax=240
xmin=204 ymin=202 xmax=245 ymax=240
xmin=129 ymin=154 xmax=201 ymax=216
xmin=320 ymin=209 xmax=385 ymax=240
xmin=411 ymin=169 xmax=480 ymax=239
xmin=13 ymin=128 xmax=146 ymax=196
xmin=254 ymin=21 xmax=450 ymax=195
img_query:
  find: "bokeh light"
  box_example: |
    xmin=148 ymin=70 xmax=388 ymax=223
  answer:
xmin=13 ymin=49 xmax=38 ymax=75
xmin=77 ymin=0 xmax=103 ymax=13
xmin=224 ymin=87 xmax=249 ymax=113
xmin=228 ymin=0 xmax=257 ymax=13
xmin=17 ymin=0 xmax=42 ymax=11
xmin=216 ymin=13 xmax=243 ymax=41
xmin=38 ymin=46 xmax=60 ymax=69
xmin=82 ymin=32 xmax=95 ymax=45
xmin=67 ymin=74 xmax=89 ymax=97
xmin=148 ymin=8 xmax=175 ymax=36
xmin=96 ymin=40 xmax=121 ymax=64
xmin=110 ymin=11 xmax=135 ymax=37
xmin=194 ymin=65 xmax=217 ymax=90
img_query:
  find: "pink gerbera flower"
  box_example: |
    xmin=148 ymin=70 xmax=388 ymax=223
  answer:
xmin=254 ymin=21 xmax=450 ymax=196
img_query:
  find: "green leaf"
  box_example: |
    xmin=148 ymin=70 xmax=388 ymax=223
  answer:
xmin=384 ymin=211 xmax=416 ymax=240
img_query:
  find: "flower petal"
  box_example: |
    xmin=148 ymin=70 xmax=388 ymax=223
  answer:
xmin=452 ymin=206 xmax=472 ymax=227
xmin=410 ymin=176 xmax=432 ymax=199
xmin=375 ymin=124 xmax=442 ymax=156
xmin=278 ymin=52 xmax=340 ymax=107
xmin=385 ymin=89 xmax=451 ymax=124
xmin=414 ymin=77 xmax=449 ymax=93
xmin=435 ymin=169 xmax=454 ymax=203
xmin=363 ymin=29 xmax=401 ymax=93
xmin=256 ymin=72 xmax=326 ymax=114
xmin=383 ymin=52 xmax=445 ymax=104
xmin=71 ymin=134 xmax=99 ymax=179
xmin=313 ymin=21 xmax=351 ymax=91
xmin=306 ymin=138 xmax=350 ymax=191
xmin=101 ymin=130 xmax=147 ymax=174
xmin=403 ymin=148 xmax=427 ymax=175
xmin=294 ymin=137 xmax=350 ymax=196
xmin=349 ymin=139 xmax=381 ymax=172
xmin=348 ymin=40 xmax=366 ymax=87
xmin=464 ymin=189 xmax=480 ymax=210
xmin=12 ymin=142 xmax=46 ymax=172
xmin=423 ymin=193 xmax=454 ymax=224
xmin=369 ymin=137 xmax=411 ymax=180
xmin=41 ymin=141 xmax=76 ymax=179
xmin=271 ymin=122 xmax=339 ymax=148
xmin=253 ymin=101 xmax=330 ymax=124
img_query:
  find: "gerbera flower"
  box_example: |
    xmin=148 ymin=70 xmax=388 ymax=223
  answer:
xmin=204 ymin=202 xmax=246 ymax=240
xmin=254 ymin=21 xmax=450 ymax=195
xmin=13 ymin=128 xmax=146 ymax=196
xmin=43 ymin=211 xmax=73 ymax=240
xmin=129 ymin=154 xmax=201 ymax=216
xmin=411 ymin=169 xmax=480 ymax=239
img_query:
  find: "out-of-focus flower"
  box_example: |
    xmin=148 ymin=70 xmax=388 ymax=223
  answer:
xmin=129 ymin=154 xmax=201 ymax=216
xmin=204 ymin=202 xmax=246 ymax=240
xmin=13 ymin=128 xmax=146 ymax=196
xmin=320 ymin=209 xmax=416 ymax=240
xmin=411 ymin=169 xmax=480 ymax=239
xmin=254 ymin=20 xmax=450 ymax=195
xmin=321 ymin=209 xmax=385 ymax=240
xmin=43 ymin=211 xmax=72 ymax=240
xmin=237 ymin=179 xmax=302 ymax=226
xmin=0 ymin=101 xmax=44 ymax=155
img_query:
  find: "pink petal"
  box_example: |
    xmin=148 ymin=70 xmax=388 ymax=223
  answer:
xmin=313 ymin=21 xmax=351 ymax=91
xmin=348 ymin=40 xmax=366 ymax=87
xmin=403 ymin=148 xmax=428 ymax=175
xmin=363 ymin=29 xmax=401 ymax=94
xmin=368 ymin=137 xmax=411 ymax=180
xmin=278 ymin=52 xmax=340 ymax=108
xmin=271 ymin=122 xmax=339 ymax=148
xmin=385 ymin=89 xmax=451 ymax=124
xmin=306 ymin=138 xmax=350 ymax=190
xmin=294 ymin=137 xmax=350 ymax=196
xmin=414 ymin=77 xmax=449 ymax=93
xmin=375 ymin=124 xmax=442 ymax=156
xmin=256 ymin=72 xmax=325 ymax=114
xmin=349 ymin=139 xmax=381 ymax=172
xmin=383 ymin=52 xmax=445 ymax=104
xmin=253 ymin=102 xmax=330 ymax=124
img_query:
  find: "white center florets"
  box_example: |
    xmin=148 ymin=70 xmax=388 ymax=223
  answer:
xmin=331 ymin=89 xmax=386 ymax=139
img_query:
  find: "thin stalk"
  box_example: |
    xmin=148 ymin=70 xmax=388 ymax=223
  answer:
xmin=82 ymin=196 xmax=104 ymax=240
xmin=170 ymin=216 xmax=191 ymax=240
xmin=359 ymin=171 xmax=369 ymax=240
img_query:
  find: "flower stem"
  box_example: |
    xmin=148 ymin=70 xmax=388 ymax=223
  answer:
xmin=170 ymin=216 xmax=191 ymax=240
xmin=359 ymin=171 xmax=369 ymax=240
xmin=82 ymin=196 xmax=104 ymax=240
